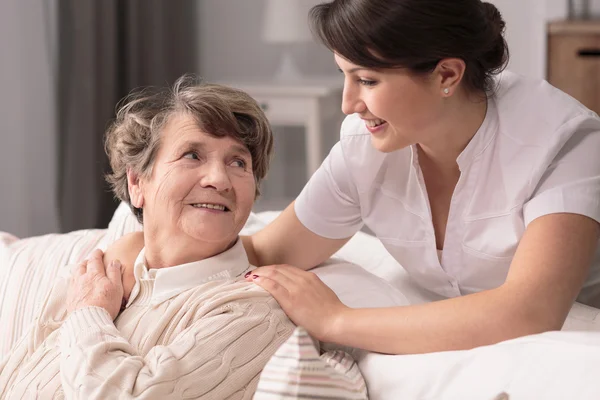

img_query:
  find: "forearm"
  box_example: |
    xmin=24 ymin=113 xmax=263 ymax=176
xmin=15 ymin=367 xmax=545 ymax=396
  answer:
xmin=241 ymin=232 xmax=316 ymax=270
xmin=329 ymin=285 xmax=561 ymax=355
xmin=241 ymin=203 xmax=349 ymax=270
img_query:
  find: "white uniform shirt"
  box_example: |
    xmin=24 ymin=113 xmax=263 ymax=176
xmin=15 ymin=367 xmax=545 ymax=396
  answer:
xmin=295 ymin=71 xmax=600 ymax=301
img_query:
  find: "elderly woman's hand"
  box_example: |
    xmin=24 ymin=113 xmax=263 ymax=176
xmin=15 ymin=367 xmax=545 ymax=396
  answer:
xmin=103 ymin=232 xmax=145 ymax=305
xmin=245 ymin=264 xmax=350 ymax=342
xmin=66 ymin=249 xmax=124 ymax=320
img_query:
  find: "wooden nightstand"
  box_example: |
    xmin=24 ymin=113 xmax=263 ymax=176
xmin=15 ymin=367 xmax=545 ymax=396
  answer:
xmin=548 ymin=20 xmax=600 ymax=114
xmin=220 ymin=79 xmax=344 ymax=179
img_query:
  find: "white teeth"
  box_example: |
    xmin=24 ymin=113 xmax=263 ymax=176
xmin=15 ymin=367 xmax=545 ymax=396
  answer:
xmin=193 ymin=203 xmax=226 ymax=211
xmin=365 ymin=119 xmax=386 ymax=128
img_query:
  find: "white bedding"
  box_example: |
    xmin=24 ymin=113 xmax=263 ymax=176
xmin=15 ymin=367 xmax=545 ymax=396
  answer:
xmin=358 ymin=331 xmax=600 ymax=400
xmin=2 ymin=207 xmax=600 ymax=399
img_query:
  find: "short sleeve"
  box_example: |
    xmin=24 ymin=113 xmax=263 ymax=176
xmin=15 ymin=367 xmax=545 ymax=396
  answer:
xmin=295 ymin=142 xmax=363 ymax=239
xmin=523 ymin=115 xmax=600 ymax=226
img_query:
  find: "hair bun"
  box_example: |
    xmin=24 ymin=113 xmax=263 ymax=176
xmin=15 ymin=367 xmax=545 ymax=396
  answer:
xmin=482 ymin=2 xmax=505 ymax=37
xmin=479 ymin=2 xmax=508 ymax=75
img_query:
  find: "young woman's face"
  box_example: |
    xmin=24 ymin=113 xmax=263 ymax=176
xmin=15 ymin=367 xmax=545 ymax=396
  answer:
xmin=335 ymin=54 xmax=445 ymax=153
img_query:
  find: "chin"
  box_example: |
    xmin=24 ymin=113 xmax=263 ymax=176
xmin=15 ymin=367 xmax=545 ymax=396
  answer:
xmin=179 ymin=221 xmax=235 ymax=243
xmin=192 ymin=230 xmax=237 ymax=244
xmin=371 ymin=137 xmax=406 ymax=153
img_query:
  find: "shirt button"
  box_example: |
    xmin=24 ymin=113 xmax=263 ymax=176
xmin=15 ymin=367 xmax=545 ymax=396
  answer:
xmin=493 ymin=392 xmax=510 ymax=400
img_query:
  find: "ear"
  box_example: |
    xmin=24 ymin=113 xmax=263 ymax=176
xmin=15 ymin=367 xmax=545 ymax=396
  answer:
xmin=435 ymin=58 xmax=466 ymax=97
xmin=127 ymin=168 xmax=145 ymax=209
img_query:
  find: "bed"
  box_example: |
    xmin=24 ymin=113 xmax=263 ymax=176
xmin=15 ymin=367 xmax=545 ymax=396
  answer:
xmin=2 ymin=204 xmax=600 ymax=399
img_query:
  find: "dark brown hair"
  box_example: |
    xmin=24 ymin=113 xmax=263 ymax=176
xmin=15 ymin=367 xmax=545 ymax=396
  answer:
xmin=105 ymin=74 xmax=274 ymax=223
xmin=310 ymin=0 xmax=509 ymax=95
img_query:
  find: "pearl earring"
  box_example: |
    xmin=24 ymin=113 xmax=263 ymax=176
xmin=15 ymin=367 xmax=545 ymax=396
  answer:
xmin=443 ymin=88 xmax=450 ymax=95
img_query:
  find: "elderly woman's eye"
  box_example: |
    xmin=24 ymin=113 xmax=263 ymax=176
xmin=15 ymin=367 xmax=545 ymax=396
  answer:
xmin=231 ymin=159 xmax=246 ymax=168
xmin=183 ymin=152 xmax=199 ymax=160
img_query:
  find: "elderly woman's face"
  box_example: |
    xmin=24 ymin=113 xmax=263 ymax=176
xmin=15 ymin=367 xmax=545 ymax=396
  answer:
xmin=134 ymin=113 xmax=256 ymax=247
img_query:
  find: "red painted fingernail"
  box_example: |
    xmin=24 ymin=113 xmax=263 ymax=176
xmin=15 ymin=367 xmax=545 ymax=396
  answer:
xmin=245 ymin=271 xmax=251 ymax=278
xmin=252 ymin=275 xmax=259 ymax=279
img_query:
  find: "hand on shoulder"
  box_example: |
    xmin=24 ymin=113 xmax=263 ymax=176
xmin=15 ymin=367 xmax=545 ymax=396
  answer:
xmin=103 ymin=232 xmax=145 ymax=303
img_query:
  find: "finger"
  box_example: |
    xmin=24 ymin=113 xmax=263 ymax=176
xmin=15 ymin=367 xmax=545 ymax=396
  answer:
xmin=252 ymin=265 xmax=319 ymax=291
xmin=86 ymin=249 xmax=106 ymax=276
xmin=252 ymin=276 xmax=290 ymax=306
xmin=106 ymin=260 xmax=123 ymax=287
xmin=90 ymin=248 xmax=104 ymax=258
xmin=73 ymin=260 xmax=88 ymax=276
xmin=273 ymin=264 xmax=317 ymax=282
xmin=248 ymin=266 xmax=297 ymax=289
xmin=247 ymin=265 xmax=294 ymax=281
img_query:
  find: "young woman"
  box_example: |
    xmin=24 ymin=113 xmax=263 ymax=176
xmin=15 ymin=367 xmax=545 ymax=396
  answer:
xmin=107 ymin=0 xmax=600 ymax=355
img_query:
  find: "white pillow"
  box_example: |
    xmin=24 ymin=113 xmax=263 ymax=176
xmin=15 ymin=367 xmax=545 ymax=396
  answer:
xmin=314 ymin=260 xmax=409 ymax=309
xmin=358 ymin=330 xmax=600 ymax=400
xmin=0 ymin=202 xmax=143 ymax=358
xmin=0 ymin=229 xmax=107 ymax=357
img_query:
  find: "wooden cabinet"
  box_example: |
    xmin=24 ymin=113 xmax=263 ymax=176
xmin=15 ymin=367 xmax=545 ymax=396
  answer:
xmin=548 ymin=20 xmax=600 ymax=114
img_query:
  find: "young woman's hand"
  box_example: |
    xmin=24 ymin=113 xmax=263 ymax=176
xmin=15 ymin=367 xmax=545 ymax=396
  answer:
xmin=66 ymin=249 xmax=124 ymax=320
xmin=246 ymin=264 xmax=350 ymax=341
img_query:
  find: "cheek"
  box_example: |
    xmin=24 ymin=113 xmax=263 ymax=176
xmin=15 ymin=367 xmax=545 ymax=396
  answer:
xmin=234 ymin=177 xmax=256 ymax=211
xmin=148 ymin=167 xmax=193 ymax=206
xmin=389 ymin=92 xmax=437 ymax=127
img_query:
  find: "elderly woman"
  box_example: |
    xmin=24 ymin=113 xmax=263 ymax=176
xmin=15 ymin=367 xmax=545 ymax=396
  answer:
xmin=0 ymin=76 xmax=295 ymax=399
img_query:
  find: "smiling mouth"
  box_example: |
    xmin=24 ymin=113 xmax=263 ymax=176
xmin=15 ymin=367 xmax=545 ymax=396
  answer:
xmin=364 ymin=118 xmax=387 ymax=128
xmin=191 ymin=203 xmax=230 ymax=212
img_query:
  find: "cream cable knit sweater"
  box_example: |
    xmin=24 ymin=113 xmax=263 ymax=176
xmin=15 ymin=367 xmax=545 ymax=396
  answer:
xmin=0 ymin=246 xmax=294 ymax=399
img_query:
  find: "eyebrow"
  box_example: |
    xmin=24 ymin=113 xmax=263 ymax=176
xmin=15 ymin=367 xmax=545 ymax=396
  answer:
xmin=337 ymin=67 xmax=374 ymax=74
xmin=229 ymin=143 xmax=252 ymax=158
xmin=180 ymin=140 xmax=251 ymax=158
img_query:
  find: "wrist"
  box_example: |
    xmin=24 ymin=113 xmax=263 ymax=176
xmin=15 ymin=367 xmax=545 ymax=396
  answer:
xmin=325 ymin=306 xmax=353 ymax=343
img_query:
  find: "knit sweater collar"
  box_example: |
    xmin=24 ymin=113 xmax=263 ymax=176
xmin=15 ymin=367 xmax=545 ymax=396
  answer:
xmin=126 ymin=238 xmax=251 ymax=307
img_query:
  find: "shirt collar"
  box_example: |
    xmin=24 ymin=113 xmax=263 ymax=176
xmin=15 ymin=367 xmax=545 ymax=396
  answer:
xmin=456 ymin=96 xmax=499 ymax=171
xmin=409 ymin=96 xmax=499 ymax=173
xmin=126 ymin=238 xmax=251 ymax=307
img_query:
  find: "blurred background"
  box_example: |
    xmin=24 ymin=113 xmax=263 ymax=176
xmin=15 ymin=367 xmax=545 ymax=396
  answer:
xmin=0 ymin=0 xmax=599 ymax=238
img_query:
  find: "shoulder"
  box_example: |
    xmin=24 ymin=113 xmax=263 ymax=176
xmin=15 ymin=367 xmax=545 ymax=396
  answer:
xmin=493 ymin=70 xmax=600 ymax=146
xmin=190 ymin=280 xmax=286 ymax=312
xmin=188 ymin=281 xmax=294 ymax=331
xmin=104 ymin=232 xmax=144 ymax=269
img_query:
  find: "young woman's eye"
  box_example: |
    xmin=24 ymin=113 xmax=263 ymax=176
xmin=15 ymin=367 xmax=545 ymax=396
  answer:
xmin=183 ymin=151 xmax=199 ymax=160
xmin=230 ymin=159 xmax=247 ymax=168
xmin=358 ymin=79 xmax=377 ymax=87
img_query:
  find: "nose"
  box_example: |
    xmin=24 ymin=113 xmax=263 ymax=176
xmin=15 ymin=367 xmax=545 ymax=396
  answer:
xmin=341 ymin=82 xmax=366 ymax=115
xmin=199 ymin=161 xmax=232 ymax=192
